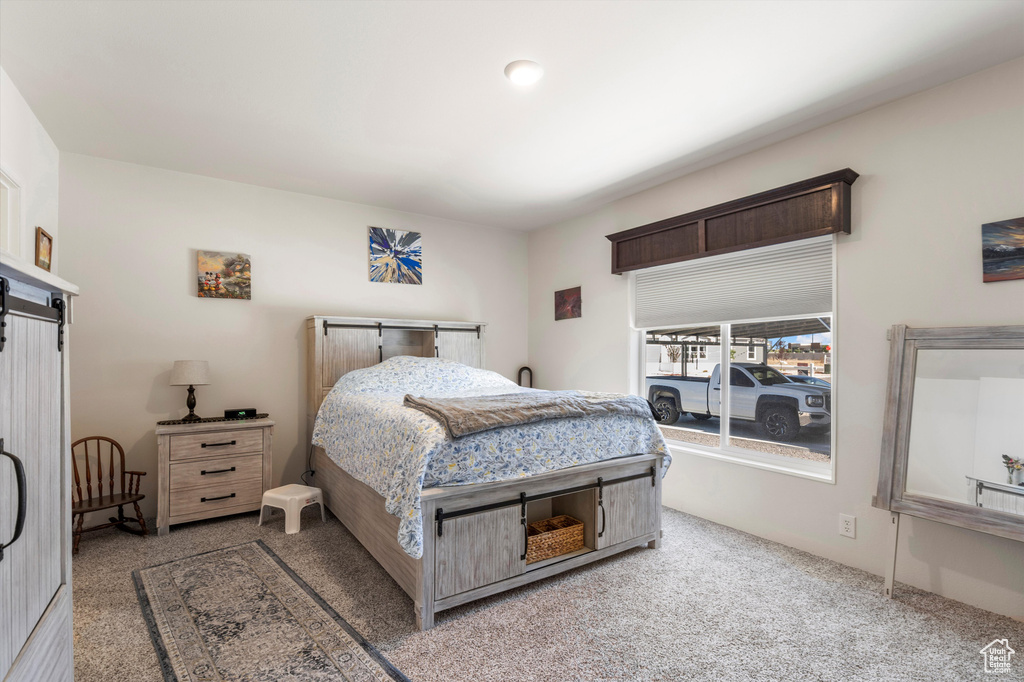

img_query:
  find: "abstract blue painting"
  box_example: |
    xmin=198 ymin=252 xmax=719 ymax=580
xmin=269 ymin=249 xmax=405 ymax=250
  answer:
xmin=368 ymin=227 xmax=423 ymax=284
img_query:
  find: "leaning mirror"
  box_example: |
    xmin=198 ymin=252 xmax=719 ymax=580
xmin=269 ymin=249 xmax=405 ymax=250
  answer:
xmin=875 ymin=325 xmax=1024 ymax=542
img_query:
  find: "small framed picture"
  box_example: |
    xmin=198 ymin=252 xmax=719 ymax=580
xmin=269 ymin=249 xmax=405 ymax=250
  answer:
xmin=368 ymin=227 xmax=423 ymax=284
xmin=982 ymin=217 xmax=1024 ymax=283
xmin=35 ymin=227 xmax=53 ymax=271
xmin=197 ymin=250 xmax=252 ymax=299
xmin=554 ymin=286 xmax=582 ymax=320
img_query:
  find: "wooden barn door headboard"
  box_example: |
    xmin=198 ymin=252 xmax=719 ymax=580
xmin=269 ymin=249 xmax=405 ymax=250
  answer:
xmin=305 ymin=315 xmax=486 ymax=442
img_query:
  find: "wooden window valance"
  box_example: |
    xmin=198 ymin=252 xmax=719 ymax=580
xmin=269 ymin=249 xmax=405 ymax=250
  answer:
xmin=605 ymin=169 xmax=858 ymax=274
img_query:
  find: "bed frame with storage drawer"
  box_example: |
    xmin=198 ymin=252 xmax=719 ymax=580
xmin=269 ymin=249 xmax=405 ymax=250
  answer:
xmin=306 ymin=315 xmax=664 ymax=630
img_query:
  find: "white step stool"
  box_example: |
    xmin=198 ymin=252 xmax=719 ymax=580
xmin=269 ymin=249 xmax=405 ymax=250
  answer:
xmin=258 ymin=484 xmax=325 ymax=534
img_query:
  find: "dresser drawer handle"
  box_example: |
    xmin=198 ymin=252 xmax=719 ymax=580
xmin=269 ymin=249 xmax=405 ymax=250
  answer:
xmin=201 ymin=466 xmax=236 ymax=475
xmin=200 ymin=493 xmax=236 ymax=503
xmin=201 ymin=440 xmax=237 ymax=448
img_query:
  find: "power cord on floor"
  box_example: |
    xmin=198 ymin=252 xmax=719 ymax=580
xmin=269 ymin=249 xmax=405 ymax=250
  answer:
xmin=300 ymin=442 xmax=316 ymax=485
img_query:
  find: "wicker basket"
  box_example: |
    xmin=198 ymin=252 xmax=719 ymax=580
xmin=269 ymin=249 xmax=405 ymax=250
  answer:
xmin=525 ymin=515 xmax=584 ymax=564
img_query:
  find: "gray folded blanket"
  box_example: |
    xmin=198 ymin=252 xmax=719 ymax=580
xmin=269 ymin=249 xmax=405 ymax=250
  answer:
xmin=403 ymin=390 xmax=658 ymax=439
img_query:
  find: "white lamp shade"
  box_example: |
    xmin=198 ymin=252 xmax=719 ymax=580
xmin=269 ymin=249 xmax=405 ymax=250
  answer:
xmin=170 ymin=360 xmax=210 ymax=386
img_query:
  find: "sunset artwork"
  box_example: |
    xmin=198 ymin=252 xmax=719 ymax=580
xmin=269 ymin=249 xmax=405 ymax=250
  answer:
xmin=555 ymin=286 xmax=582 ymax=320
xmin=369 ymin=227 xmax=422 ymax=284
xmin=982 ymin=217 xmax=1024 ymax=283
xmin=197 ymin=250 xmax=251 ymax=299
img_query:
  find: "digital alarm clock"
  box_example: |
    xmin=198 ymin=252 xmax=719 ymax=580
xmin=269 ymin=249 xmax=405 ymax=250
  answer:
xmin=224 ymin=408 xmax=258 ymax=420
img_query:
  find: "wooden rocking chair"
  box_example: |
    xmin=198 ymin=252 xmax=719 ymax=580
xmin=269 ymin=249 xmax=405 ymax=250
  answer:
xmin=71 ymin=436 xmax=148 ymax=554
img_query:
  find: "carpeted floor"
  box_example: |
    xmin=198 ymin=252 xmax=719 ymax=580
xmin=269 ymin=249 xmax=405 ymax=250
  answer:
xmin=72 ymin=507 xmax=1022 ymax=681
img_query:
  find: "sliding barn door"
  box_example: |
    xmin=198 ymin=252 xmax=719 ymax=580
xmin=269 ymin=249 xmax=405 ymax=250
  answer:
xmin=436 ymin=330 xmax=482 ymax=368
xmin=0 ymin=303 xmax=72 ymax=681
xmin=597 ymin=477 xmax=658 ymax=549
xmin=434 ymin=506 xmax=523 ymax=599
xmin=321 ymin=327 xmax=380 ymax=388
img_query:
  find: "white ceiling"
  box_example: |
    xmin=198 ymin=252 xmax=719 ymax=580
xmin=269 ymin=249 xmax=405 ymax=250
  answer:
xmin=2 ymin=1 xmax=1023 ymax=230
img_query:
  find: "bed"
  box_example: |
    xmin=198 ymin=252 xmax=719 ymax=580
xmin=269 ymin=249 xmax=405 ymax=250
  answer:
xmin=306 ymin=315 xmax=669 ymax=629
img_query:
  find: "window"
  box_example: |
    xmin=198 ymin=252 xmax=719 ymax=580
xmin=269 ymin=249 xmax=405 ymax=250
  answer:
xmin=637 ymin=236 xmax=835 ymax=480
xmin=730 ymin=368 xmax=755 ymax=388
xmin=0 ymin=169 xmax=21 ymax=256
xmin=745 ymin=365 xmax=792 ymax=386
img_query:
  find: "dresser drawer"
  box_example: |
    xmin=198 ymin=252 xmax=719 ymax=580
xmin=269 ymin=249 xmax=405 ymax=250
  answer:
xmin=169 ymin=478 xmax=264 ymax=518
xmin=169 ymin=428 xmax=264 ymax=461
xmin=169 ymin=453 xmax=263 ymax=491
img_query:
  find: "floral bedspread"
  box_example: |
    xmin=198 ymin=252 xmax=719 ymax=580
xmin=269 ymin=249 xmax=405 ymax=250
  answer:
xmin=311 ymin=356 xmax=670 ymax=559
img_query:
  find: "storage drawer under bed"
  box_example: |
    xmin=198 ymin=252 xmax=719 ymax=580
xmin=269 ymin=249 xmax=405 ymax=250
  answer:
xmin=432 ymin=465 xmax=658 ymax=600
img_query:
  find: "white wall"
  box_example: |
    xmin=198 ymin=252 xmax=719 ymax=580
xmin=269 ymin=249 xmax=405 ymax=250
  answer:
xmin=528 ymin=58 xmax=1024 ymax=618
xmin=0 ymin=67 xmax=59 ymax=269
xmin=974 ymin=377 xmax=1024 ymax=483
xmin=905 ymin=376 xmax=1024 ymax=503
xmin=904 ymin=378 xmax=978 ymax=504
xmin=59 ymin=154 xmax=528 ymax=517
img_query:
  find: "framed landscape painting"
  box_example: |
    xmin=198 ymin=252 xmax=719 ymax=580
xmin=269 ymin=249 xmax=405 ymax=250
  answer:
xmin=555 ymin=286 xmax=582 ymax=320
xmin=197 ymin=250 xmax=251 ymax=299
xmin=982 ymin=217 xmax=1024 ymax=283
xmin=369 ymin=227 xmax=422 ymax=284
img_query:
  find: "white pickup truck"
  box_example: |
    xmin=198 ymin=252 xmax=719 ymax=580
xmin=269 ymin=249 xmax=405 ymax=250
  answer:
xmin=646 ymin=363 xmax=831 ymax=441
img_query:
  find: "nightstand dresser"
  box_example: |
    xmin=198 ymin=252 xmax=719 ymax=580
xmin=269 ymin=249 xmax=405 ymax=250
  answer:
xmin=156 ymin=417 xmax=274 ymax=535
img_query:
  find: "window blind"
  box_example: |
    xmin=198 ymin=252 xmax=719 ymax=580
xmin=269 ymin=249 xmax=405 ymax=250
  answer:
xmin=633 ymin=235 xmax=833 ymax=329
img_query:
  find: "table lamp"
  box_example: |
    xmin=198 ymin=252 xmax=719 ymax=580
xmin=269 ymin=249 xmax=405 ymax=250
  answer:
xmin=170 ymin=360 xmax=210 ymax=423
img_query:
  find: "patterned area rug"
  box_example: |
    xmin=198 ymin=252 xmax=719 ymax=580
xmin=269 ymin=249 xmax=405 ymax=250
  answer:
xmin=133 ymin=540 xmax=409 ymax=682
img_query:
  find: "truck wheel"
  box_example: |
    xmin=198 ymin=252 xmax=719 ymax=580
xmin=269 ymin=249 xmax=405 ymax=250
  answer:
xmin=761 ymin=407 xmax=800 ymax=441
xmin=654 ymin=398 xmax=680 ymax=425
xmin=691 ymin=413 xmax=712 ymax=421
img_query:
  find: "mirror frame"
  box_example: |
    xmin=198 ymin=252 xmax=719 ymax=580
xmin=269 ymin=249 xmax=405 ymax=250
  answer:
xmin=874 ymin=324 xmax=1024 ymax=542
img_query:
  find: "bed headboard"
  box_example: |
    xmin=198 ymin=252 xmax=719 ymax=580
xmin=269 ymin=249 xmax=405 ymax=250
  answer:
xmin=306 ymin=315 xmax=486 ymax=441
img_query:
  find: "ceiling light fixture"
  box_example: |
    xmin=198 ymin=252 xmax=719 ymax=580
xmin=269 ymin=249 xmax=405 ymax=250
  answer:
xmin=504 ymin=60 xmax=544 ymax=86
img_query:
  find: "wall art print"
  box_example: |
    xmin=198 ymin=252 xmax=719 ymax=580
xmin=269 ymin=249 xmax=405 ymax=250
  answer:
xmin=554 ymin=286 xmax=582 ymax=321
xmin=35 ymin=227 xmax=53 ymax=272
xmin=982 ymin=217 xmax=1024 ymax=283
xmin=369 ymin=227 xmax=422 ymax=284
xmin=197 ymin=250 xmax=251 ymax=299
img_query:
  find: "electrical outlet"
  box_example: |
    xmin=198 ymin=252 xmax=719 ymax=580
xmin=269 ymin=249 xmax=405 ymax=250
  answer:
xmin=839 ymin=514 xmax=856 ymax=538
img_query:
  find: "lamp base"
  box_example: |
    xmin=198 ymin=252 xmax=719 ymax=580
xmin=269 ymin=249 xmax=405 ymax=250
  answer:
xmin=182 ymin=384 xmax=201 ymax=422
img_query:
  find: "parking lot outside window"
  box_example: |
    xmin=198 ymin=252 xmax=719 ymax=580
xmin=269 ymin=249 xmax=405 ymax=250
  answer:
xmin=644 ymin=315 xmax=833 ymax=480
